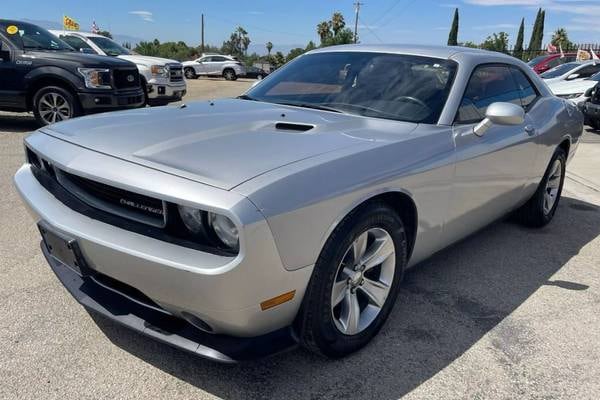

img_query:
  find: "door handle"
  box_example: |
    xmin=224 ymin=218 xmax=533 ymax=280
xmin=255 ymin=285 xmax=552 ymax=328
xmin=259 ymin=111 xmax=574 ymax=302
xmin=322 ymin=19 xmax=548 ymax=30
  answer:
xmin=524 ymin=125 xmax=536 ymax=135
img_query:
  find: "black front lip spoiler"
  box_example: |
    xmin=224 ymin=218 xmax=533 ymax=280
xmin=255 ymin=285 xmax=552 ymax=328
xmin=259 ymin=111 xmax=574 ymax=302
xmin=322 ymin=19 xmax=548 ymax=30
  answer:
xmin=41 ymin=243 xmax=298 ymax=363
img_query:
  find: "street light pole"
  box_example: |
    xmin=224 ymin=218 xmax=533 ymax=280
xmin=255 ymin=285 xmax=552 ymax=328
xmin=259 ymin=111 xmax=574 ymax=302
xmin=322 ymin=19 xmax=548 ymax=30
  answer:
xmin=353 ymin=1 xmax=363 ymax=44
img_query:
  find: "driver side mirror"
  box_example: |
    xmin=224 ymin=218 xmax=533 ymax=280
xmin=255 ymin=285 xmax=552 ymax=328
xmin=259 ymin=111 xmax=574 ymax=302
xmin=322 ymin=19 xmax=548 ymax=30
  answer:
xmin=0 ymin=41 xmax=10 ymax=62
xmin=473 ymin=102 xmax=525 ymax=137
xmin=566 ymin=73 xmax=580 ymax=81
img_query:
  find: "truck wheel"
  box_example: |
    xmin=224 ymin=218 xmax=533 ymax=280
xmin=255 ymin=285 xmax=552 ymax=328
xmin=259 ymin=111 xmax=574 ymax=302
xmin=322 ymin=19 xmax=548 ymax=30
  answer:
xmin=223 ymin=69 xmax=237 ymax=81
xmin=184 ymin=67 xmax=197 ymax=79
xmin=32 ymin=86 xmax=81 ymax=126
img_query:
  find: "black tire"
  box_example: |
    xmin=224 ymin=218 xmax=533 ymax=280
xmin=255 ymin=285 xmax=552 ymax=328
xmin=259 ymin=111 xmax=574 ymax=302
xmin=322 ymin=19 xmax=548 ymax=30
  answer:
xmin=184 ymin=67 xmax=197 ymax=79
xmin=298 ymin=201 xmax=407 ymax=358
xmin=223 ymin=69 xmax=237 ymax=81
xmin=514 ymin=147 xmax=567 ymax=228
xmin=140 ymin=77 xmax=149 ymax=106
xmin=32 ymin=85 xmax=81 ymax=127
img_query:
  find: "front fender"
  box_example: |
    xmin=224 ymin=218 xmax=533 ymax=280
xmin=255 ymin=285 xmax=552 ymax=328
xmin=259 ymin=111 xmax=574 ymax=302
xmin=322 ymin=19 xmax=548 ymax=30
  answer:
xmin=24 ymin=66 xmax=83 ymax=92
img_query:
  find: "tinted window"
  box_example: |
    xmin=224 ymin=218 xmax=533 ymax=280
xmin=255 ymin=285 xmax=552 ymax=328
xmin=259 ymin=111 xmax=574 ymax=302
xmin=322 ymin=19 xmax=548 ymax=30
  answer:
xmin=510 ymin=67 xmax=538 ymax=109
xmin=200 ymin=57 xmax=212 ymax=62
xmin=527 ymin=55 xmax=547 ymax=67
xmin=577 ymin=64 xmax=600 ymax=78
xmin=547 ymin=58 xmax=562 ymax=68
xmin=88 ymin=36 xmax=130 ymax=56
xmin=457 ymin=65 xmax=522 ymax=123
xmin=212 ymin=56 xmax=227 ymax=62
xmin=540 ymin=62 xmax=579 ymax=79
xmin=247 ymin=52 xmax=458 ymax=124
xmin=59 ymin=35 xmax=94 ymax=52
xmin=0 ymin=21 xmax=72 ymax=51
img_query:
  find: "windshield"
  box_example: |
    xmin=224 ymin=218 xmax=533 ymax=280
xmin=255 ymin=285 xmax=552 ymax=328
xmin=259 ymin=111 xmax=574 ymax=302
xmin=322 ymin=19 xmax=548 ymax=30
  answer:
xmin=246 ymin=52 xmax=458 ymax=124
xmin=590 ymin=72 xmax=600 ymax=82
xmin=541 ymin=62 xmax=580 ymax=79
xmin=88 ymin=36 xmax=130 ymax=56
xmin=527 ymin=55 xmax=548 ymax=67
xmin=0 ymin=21 xmax=73 ymax=51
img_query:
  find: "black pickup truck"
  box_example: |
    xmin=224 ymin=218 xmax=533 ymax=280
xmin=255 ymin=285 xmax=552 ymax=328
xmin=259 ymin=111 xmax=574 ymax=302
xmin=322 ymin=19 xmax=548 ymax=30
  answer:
xmin=0 ymin=20 xmax=144 ymax=126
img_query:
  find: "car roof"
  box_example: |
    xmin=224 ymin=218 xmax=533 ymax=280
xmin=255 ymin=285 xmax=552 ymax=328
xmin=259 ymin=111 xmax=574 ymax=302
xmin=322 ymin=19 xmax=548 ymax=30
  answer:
xmin=49 ymin=30 xmax=105 ymax=39
xmin=308 ymin=43 xmax=518 ymax=61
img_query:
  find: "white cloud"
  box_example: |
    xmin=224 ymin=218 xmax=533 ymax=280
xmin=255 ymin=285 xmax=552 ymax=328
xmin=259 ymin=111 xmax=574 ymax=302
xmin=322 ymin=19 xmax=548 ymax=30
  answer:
xmin=129 ymin=11 xmax=154 ymax=22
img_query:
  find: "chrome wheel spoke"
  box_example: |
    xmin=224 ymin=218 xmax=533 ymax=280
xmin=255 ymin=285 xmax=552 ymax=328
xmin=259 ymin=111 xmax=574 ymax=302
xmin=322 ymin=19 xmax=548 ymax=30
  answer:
xmin=352 ymin=232 xmax=368 ymax=264
xmin=359 ymin=278 xmax=388 ymax=308
xmin=340 ymin=292 xmax=360 ymax=335
xmin=331 ymin=280 xmax=347 ymax=307
xmin=362 ymin=236 xmax=395 ymax=271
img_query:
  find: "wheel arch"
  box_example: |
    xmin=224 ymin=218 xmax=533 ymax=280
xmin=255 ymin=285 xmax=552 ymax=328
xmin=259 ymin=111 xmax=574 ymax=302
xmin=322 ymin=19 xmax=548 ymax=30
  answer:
xmin=25 ymin=73 xmax=79 ymax=110
xmin=320 ymin=189 xmax=418 ymax=264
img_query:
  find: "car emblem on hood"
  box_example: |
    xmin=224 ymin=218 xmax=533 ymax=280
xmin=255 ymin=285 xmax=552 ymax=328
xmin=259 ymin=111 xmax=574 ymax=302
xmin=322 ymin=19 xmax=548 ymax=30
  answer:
xmin=127 ymin=74 xmax=135 ymax=82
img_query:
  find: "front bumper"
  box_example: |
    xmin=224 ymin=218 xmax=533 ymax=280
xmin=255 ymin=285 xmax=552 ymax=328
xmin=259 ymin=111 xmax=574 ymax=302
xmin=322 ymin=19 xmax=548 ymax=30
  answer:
xmin=41 ymin=242 xmax=297 ymax=363
xmin=78 ymin=88 xmax=145 ymax=112
xmin=14 ymin=133 xmax=313 ymax=340
xmin=146 ymin=80 xmax=187 ymax=104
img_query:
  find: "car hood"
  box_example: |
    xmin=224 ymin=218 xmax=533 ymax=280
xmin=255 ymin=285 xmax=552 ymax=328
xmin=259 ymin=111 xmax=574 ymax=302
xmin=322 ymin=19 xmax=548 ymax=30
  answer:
xmin=41 ymin=99 xmax=417 ymax=190
xmin=118 ymin=55 xmax=180 ymax=66
xmin=548 ymin=79 xmax=596 ymax=95
xmin=27 ymin=50 xmax=135 ymax=68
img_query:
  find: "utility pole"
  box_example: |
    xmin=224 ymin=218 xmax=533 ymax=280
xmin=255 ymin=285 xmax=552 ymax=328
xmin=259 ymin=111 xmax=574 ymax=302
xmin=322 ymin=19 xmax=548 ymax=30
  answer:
xmin=201 ymin=14 xmax=205 ymax=55
xmin=353 ymin=2 xmax=363 ymax=44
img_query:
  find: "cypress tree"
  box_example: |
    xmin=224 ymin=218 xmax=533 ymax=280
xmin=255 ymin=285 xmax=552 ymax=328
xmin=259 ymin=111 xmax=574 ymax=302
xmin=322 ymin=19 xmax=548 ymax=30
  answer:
xmin=448 ymin=8 xmax=459 ymax=46
xmin=514 ymin=18 xmax=525 ymax=59
xmin=528 ymin=8 xmax=541 ymax=51
xmin=536 ymin=10 xmax=546 ymax=50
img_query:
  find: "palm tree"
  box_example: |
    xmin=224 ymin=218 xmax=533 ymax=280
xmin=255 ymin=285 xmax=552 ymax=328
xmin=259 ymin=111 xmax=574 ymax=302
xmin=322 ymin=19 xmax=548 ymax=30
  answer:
xmin=266 ymin=41 xmax=273 ymax=56
xmin=551 ymin=28 xmax=570 ymax=50
xmin=331 ymin=12 xmax=345 ymax=36
xmin=317 ymin=21 xmax=332 ymax=43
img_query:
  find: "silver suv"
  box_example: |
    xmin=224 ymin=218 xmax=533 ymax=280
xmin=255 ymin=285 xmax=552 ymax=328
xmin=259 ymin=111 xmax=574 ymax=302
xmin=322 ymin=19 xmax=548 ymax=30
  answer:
xmin=182 ymin=54 xmax=246 ymax=81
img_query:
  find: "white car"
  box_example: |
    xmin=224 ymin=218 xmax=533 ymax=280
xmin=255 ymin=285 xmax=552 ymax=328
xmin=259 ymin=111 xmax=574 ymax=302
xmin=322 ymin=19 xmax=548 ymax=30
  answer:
xmin=541 ymin=61 xmax=600 ymax=85
xmin=547 ymin=72 xmax=600 ymax=106
xmin=182 ymin=54 xmax=246 ymax=81
xmin=50 ymin=30 xmax=186 ymax=106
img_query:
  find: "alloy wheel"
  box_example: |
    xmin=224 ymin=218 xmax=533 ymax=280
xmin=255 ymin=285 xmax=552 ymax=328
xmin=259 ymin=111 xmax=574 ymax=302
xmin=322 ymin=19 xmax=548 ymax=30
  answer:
xmin=38 ymin=92 xmax=71 ymax=124
xmin=331 ymin=228 xmax=396 ymax=335
xmin=543 ymin=158 xmax=563 ymax=215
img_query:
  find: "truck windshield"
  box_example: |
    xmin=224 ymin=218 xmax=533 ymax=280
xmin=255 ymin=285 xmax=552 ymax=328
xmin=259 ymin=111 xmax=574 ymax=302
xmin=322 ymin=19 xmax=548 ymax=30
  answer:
xmin=541 ymin=62 xmax=580 ymax=79
xmin=246 ymin=52 xmax=458 ymax=124
xmin=88 ymin=36 xmax=130 ymax=56
xmin=1 ymin=21 xmax=73 ymax=51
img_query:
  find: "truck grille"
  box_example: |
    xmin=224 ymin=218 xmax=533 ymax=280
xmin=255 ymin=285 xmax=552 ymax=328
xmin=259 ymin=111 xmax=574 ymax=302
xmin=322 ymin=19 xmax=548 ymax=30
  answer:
xmin=168 ymin=64 xmax=184 ymax=82
xmin=113 ymin=68 xmax=141 ymax=89
xmin=55 ymin=169 xmax=167 ymax=228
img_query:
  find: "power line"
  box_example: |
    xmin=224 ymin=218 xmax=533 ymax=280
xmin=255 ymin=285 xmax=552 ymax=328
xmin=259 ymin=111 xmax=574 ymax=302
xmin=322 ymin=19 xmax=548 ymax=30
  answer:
xmin=377 ymin=0 xmax=419 ymax=29
xmin=358 ymin=16 xmax=384 ymax=43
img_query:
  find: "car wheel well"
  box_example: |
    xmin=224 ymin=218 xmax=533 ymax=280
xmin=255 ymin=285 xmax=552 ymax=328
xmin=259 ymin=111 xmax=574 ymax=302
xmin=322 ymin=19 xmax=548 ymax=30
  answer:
xmin=559 ymin=138 xmax=570 ymax=157
xmin=355 ymin=192 xmax=417 ymax=261
xmin=27 ymin=77 xmax=77 ymax=110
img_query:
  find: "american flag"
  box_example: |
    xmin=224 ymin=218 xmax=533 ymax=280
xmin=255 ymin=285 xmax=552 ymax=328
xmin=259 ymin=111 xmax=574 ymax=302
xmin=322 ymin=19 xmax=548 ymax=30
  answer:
xmin=91 ymin=21 xmax=100 ymax=34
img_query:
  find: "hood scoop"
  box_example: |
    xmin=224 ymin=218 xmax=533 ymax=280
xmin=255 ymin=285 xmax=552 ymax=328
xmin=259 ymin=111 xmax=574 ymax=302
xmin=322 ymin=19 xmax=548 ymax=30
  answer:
xmin=275 ymin=122 xmax=314 ymax=132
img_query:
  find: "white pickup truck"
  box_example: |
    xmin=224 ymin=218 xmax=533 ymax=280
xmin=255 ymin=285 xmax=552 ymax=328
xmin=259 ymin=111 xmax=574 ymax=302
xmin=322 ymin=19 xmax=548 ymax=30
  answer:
xmin=50 ymin=30 xmax=186 ymax=106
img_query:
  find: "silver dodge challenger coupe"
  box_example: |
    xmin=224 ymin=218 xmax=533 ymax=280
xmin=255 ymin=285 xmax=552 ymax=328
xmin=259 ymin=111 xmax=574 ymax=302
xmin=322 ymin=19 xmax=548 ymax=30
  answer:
xmin=15 ymin=45 xmax=583 ymax=362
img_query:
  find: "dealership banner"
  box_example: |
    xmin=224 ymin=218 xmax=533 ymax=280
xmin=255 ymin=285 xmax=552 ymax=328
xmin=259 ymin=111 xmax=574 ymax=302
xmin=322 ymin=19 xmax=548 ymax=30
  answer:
xmin=63 ymin=15 xmax=80 ymax=31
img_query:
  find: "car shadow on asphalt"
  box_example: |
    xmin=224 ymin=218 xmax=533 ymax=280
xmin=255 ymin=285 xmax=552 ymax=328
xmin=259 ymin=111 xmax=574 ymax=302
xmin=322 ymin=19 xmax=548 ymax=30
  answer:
xmin=90 ymin=196 xmax=600 ymax=400
xmin=0 ymin=114 xmax=38 ymax=134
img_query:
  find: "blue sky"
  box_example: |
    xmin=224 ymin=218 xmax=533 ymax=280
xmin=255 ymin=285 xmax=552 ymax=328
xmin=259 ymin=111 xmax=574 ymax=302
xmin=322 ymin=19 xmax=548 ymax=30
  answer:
xmin=7 ymin=0 xmax=600 ymax=54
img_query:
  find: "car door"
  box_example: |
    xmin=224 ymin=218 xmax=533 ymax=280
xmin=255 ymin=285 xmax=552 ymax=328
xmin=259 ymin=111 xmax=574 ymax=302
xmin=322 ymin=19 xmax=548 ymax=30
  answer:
xmin=195 ymin=57 xmax=209 ymax=75
xmin=211 ymin=56 xmax=228 ymax=75
xmin=0 ymin=38 xmax=25 ymax=108
xmin=445 ymin=64 xmax=538 ymax=241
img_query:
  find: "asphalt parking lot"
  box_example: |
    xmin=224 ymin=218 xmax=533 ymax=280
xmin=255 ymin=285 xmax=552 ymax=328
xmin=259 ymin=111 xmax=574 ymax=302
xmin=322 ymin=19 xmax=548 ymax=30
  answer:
xmin=1 ymin=78 xmax=600 ymax=399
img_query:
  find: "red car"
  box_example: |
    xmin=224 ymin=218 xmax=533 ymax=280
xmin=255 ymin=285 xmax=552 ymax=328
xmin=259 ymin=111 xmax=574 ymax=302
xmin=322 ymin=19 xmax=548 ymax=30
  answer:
xmin=527 ymin=53 xmax=578 ymax=74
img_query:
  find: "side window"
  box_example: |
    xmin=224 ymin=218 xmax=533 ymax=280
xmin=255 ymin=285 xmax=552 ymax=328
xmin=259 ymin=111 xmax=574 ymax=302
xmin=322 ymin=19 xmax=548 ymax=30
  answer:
xmin=510 ymin=67 xmax=539 ymax=109
xmin=576 ymin=65 xmax=600 ymax=79
xmin=547 ymin=58 xmax=562 ymax=68
xmin=199 ymin=57 xmax=211 ymax=62
xmin=0 ymin=40 xmax=10 ymax=62
xmin=212 ymin=56 xmax=227 ymax=62
xmin=456 ymin=65 xmax=522 ymax=123
xmin=59 ymin=35 xmax=94 ymax=52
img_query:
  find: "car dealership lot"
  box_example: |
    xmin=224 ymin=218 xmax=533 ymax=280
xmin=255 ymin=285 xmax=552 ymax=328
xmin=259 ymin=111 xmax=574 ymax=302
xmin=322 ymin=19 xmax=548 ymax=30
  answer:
xmin=1 ymin=78 xmax=600 ymax=399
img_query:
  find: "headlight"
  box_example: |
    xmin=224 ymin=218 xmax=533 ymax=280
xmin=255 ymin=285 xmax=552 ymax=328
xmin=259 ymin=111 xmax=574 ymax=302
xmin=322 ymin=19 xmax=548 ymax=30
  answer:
xmin=178 ymin=205 xmax=239 ymax=251
xmin=207 ymin=212 xmax=239 ymax=251
xmin=77 ymin=68 xmax=112 ymax=89
xmin=150 ymin=65 xmax=168 ymax=77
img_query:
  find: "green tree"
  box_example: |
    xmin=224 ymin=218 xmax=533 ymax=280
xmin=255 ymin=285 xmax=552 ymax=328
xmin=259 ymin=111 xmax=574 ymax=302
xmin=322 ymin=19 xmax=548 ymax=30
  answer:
xmin=286 ymin=47 xmax=306 ymax=62
xmin=98 ymin=30 xmax=112 ymax=39
xmin=448 ymin=8 xmax=459 ymax=46
xmin=528 ymin=8 xmax=542 ymax=52
xmin=273 ymin=51 xmax=286 ymax=68
xmin=317 ymin=21 xmax=332 ymax=43
xmin=551 ymin=28 xmax=575 ymax=50
xmin=460 ymin=41 xmax=479 ymax=49
xmin=305 ymin=41 xmax=317 ymax=51
xmin=266 ymin=41 xmax=273 ymax=56
xmin=513 ymin=18 xmax=525 ymax=60
xmin=331 ymin=12 xmax=345 ymax=36
xmin=221 ymin=26 xmax=251 ymax=57
xmin=482 ymin=32 xmax=509 ymax=53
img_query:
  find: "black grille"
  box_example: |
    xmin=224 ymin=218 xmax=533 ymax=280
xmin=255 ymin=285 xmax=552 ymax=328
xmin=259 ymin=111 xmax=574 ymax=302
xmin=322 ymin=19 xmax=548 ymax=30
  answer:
xmin=113 ymin=68 xmax=141 ymax=89
xmin=58 ymin=170 xmax=166 ymax=227
xmin=169 ymin=65 xmax=184 ymax=82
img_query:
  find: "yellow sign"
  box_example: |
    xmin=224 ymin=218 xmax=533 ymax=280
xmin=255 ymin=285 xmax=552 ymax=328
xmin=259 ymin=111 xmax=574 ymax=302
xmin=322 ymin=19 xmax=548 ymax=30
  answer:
xmin=6 ymin=25 xmax=18 ymax=35
xmin=63 ymin=15 xmax=80 ymax=31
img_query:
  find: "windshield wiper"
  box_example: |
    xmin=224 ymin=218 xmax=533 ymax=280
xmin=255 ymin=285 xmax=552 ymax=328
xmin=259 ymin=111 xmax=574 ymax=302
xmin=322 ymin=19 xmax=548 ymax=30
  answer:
xmin=276 ymin=102 xmax=344 ymax=113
